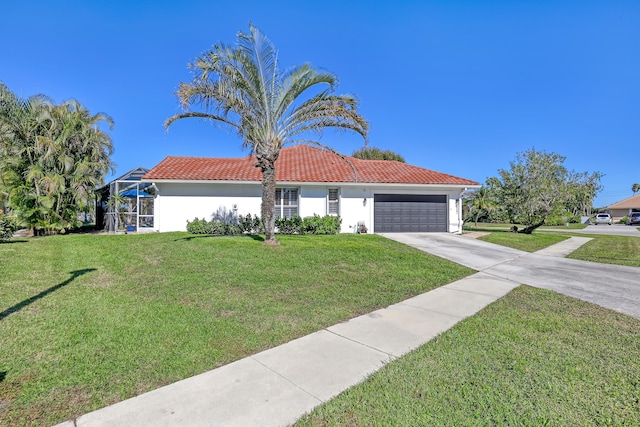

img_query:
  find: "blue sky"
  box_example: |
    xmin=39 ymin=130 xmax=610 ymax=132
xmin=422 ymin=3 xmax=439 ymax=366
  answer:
xmin=2 ymin=0 xmax=638 ymax=207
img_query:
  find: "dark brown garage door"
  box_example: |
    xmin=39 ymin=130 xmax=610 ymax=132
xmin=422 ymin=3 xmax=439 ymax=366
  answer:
xmin=374 ymin=194 xmax=447 ymax=232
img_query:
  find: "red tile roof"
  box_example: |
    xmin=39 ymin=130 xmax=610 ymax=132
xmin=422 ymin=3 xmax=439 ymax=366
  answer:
xmin=143 ymin=145 xmax=478 ymax=186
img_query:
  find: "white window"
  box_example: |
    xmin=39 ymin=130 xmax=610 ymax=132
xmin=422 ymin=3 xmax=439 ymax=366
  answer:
xmin=328 ymin=188 xmax=339 ymax=215
xmin=275 ymin=188 xmax=298 ymax=218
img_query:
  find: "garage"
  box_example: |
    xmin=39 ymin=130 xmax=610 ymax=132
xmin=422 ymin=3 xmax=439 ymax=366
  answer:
xmin=374 ymin=194 xmax=447 ymax=232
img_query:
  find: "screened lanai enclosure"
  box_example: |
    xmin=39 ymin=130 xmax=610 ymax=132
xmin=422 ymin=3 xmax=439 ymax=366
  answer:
xmin=96 ymin=167 xmax=155 ymax=232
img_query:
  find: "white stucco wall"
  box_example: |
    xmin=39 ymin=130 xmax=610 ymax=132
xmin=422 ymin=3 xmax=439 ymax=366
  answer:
xmin=339 ymin=186 xmax=373 ymax=233
xmin=298 ymin=186 xmax=327 ymax=219
xmin=154 ymin=182 xmax=262 ymax=232
xmin=150 ymin=181 xmax=469 ymax=233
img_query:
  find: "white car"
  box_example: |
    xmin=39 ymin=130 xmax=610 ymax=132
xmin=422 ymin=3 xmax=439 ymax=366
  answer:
xmin=594 ymin=213 xmax=612 ymax=225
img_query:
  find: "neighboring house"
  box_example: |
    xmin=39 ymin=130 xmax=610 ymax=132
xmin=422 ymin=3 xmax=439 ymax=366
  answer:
xmin=142 ymin=145 xmax=480 ymax=234
xmin=607 ymin=194 xmax=640 ymax=221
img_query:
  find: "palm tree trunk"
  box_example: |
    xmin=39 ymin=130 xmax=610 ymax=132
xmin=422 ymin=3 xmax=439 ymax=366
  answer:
xmin=258 ymin=157 xmax=278 ymax=244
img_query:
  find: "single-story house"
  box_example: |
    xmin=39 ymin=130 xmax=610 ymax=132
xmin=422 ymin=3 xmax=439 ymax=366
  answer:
xmin=141 ymin=145 xmax=480 ymax=234
xmin=607 ymin=194 xmax=640 ymax=221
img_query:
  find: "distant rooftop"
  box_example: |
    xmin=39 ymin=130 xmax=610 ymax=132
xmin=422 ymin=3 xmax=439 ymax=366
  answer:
xmin=607 ymin=193 xmax=640 ymax=209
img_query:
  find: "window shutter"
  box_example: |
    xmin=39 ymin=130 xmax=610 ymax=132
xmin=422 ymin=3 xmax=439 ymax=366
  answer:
xmin=328 ymin=189 xmax=339 ymax=215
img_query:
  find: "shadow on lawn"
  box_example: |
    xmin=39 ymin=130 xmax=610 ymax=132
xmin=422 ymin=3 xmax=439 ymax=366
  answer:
xmin=0 ymin=268 xmax=96 ymax=321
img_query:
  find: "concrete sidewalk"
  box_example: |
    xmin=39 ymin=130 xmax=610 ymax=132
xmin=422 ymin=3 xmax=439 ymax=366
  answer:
xmin=54 ymin=273 xmax=520 ymax=427
xmin=532 ymin=236 xmax=593 ymax=257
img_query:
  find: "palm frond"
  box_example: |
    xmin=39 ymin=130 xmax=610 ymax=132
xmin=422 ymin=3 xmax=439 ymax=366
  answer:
xmin=281 ymin=94 xmax=369 ymax=143
xmin=164 ymin=111 xmax=239 ymax=130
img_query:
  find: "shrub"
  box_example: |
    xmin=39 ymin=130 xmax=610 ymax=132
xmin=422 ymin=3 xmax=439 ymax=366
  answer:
xmin=186 ymin=210 xmax=262 ymax=236
xmin=275 ymin=215 xmax=304 ymax=234
xmin=211 ymin=206 xmax=238 ymax=224
xmin=303 ymin=215 xmax=342 ymax=234
xmin=187 ymin=206 xmax=245 ymax=235
xmin=275 ymin=215 xmax=341 ymax=235
xmin=186 ymin=218 xmax=213 ymax=234
xmin=545 ymin=213 xmax=581 ymax=226
xmin=187 ymin=212 xmax=341 ymax=236
xmin=238 ymin=213 xmax=263 ymax=234
xmin=0 ymin=212 xmax=19 ymax=242
xmin=620 ymin=216 xmax=629 ymax=225
xmin=186 ymin=217 xmax=242 ymax=235
xmin=545 ymin=216 xmax=566 ymax=226
xmin=566 ymin=214 xmax=581 ymax=224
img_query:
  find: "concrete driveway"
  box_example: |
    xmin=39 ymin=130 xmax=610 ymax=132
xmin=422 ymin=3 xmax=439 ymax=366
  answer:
xmin=381 ymin=233 xmax=640 ymax=320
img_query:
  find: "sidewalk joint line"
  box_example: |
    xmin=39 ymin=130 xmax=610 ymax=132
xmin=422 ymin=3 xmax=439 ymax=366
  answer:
xmin=249 ymin=356 xmax=324 ymax=403
xmin=440 ymin=284 xmax=514 ymax=298
xmin=396 ymin=302 xmax=483 ymax=320
xmin=323 ymin=328 xmax=398 ymax=359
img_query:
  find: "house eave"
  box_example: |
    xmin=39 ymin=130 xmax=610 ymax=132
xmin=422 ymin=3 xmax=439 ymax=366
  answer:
xmin=142 ymin=178 xmax=480 ymax=189
xmin=141 ymin=178 xmax=261 ymax=185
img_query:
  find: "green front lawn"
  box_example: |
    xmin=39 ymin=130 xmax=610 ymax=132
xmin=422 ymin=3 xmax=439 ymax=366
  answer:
xmin=477 ymin=231 xmax=569 ymax=252
xmin=464 ymin=222 xmax=588 ymax=232
xmin=567 ymin=234 xmax=640 ymax=267
xmin=474 ymin=230 xmax=640 ymax=267
xmin=0 ymin=233 xmax=473 ymax=426
xmin=296 ymin=286 xmax=640 ymax=426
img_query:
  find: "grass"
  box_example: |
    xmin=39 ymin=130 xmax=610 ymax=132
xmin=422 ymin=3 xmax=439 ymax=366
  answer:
xmin=567 ymin=234 xmax=640 ymax=267
xmin=464 ymin=222 xmax=587 ymax=232
xmin=477 ymin=230 xmax=569 ymax=252
xmin=0 ymin=232 xmax=473 ymax=426
xmin=295 ymin=286 xmax=640 ymax=426
xmin=470 ymin=228 xmax=640 ymax=267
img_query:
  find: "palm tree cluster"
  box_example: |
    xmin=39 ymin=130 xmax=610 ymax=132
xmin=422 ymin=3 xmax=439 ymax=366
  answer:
xmin=0 ymin=82 xmax=114 ymax=234
xmin=165 ymin=23 xmax=368 ymax=243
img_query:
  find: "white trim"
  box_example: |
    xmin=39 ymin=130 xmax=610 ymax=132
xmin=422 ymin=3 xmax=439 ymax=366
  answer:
xmin=142 ymin=179 xmax=261 ymax=185
xmin=143 ymin=178 xmax=480 ymax=190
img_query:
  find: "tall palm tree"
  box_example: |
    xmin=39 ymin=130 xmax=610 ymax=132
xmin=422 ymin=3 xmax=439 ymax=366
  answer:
xmin=632 ymin=183 xmax=640 ymax=195
xmin=165 ymin=24 xmax=369 ymax=243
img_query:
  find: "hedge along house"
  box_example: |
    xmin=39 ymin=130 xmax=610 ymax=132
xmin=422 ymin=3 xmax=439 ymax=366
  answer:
xmin=142 ymin=145 xmax=480 ymax=234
